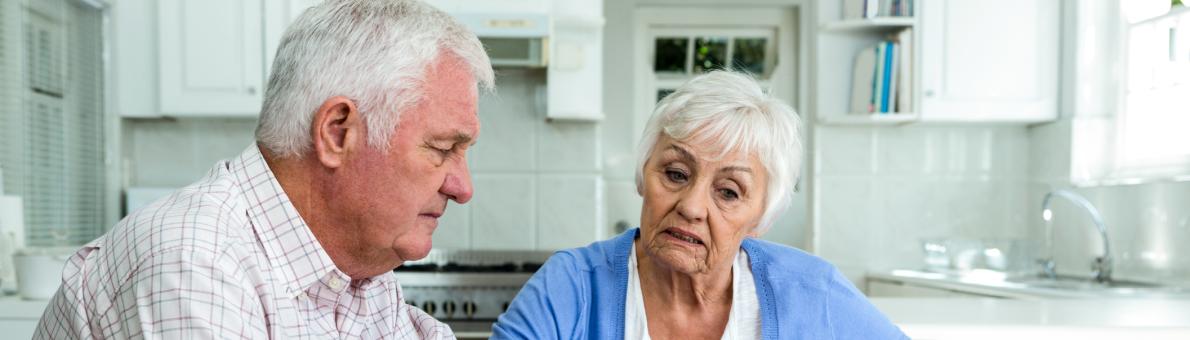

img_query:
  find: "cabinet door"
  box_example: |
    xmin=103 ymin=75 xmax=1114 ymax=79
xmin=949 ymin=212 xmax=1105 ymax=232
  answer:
xmin=263 ymin=0 xmax=322 ymax=78
xmin=158 ymin=0 xmax=263 ymax=116
xmin=919 ymin=0 xmax=1059 ymax=122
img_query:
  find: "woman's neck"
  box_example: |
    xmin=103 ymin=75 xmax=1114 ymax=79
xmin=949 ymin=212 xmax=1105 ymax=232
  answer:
xmin=635 ymin=241 xmax=736 ymax=311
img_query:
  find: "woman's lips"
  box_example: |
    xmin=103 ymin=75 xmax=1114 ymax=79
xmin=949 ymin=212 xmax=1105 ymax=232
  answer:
xmin=663 ymin=228 xmax=704 ymax=245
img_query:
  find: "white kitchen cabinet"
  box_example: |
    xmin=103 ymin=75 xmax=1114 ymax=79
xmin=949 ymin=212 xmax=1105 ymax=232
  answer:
xmin=157 ymin=0 xmax=264 ymax=117
xmin=263 ymin=0 xmax=322 ymax=78
xmin=917 ymin=0 xmax=1059 ymax=123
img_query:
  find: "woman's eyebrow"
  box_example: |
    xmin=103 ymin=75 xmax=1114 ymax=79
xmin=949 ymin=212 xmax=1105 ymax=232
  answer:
xmin=667 ymin=145 xmax=695 ymax=161
xmin=719 ymin=166 xmax=753 ymax=174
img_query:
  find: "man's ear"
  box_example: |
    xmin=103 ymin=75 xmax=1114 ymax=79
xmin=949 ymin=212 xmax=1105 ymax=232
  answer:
xmin=311 ymin=96 xmax=363 ymax=169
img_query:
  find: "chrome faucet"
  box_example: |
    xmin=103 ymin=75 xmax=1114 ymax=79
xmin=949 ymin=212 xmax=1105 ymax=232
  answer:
xmin=1040 ymin=189 xmax=1113 ymax=283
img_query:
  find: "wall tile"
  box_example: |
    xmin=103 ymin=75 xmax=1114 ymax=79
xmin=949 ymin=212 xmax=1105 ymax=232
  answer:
xmin=604 ymin=179 xmax=641 ymax=236
xmin=537 ymin=175 xmax=602 ymax=250
xmin=470 ymin=174 xmax=536 ymax=250
xmin=815 ymin=127 xmax=874 ymax=176
xmin=537 ymin=122 xmax=602 ymax=172
xmin=129 ymin=120 xmax=208 ymax=187
xmin=816 ymin=177 xmax=878 ymax=267
xmin=433 ymin=201 xmax=471 ymax=249
xmin=470 ymin=69 xmax=542 ymax=172
xmin=874 ymin=127 xmax=929 ymax=175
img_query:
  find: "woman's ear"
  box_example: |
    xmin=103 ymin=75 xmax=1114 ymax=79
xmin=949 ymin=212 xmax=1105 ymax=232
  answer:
xmin=311 ymin=96 xmax=364 ymax=169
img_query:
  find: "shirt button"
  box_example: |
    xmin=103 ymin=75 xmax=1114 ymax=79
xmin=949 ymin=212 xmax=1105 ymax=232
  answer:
xmin=328 ymin=277 xmax=345 ymax=291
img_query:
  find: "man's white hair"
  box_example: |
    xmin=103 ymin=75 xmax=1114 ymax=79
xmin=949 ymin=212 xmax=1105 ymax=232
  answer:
xmin=256 ymin=0 xmax=495 ymax=158
xmin=635 ymin=71 xmax=803 ymax=235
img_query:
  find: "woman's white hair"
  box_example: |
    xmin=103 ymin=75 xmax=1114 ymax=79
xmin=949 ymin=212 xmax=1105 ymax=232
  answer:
xmin=635 ymin=71 xmax=803 ymax=235
xmin=256 ymin=0 xmax=495 ymax=158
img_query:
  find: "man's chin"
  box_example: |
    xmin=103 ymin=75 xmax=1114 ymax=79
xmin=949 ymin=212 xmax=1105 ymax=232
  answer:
xmin=396 ymin=240 xmax=434 ymax=262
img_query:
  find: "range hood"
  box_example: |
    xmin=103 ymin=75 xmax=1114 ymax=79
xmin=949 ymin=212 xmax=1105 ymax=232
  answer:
xmin=453 ymin=13 xmax=550 ymax=67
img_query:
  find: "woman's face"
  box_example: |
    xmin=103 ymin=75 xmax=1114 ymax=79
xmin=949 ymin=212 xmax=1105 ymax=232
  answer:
xmin=639 ymin=134 xmax=768 ymax=275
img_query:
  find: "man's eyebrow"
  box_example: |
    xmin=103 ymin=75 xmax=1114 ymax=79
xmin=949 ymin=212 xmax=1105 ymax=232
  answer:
xmin=439 ymin=132 xmax=474 ymax=146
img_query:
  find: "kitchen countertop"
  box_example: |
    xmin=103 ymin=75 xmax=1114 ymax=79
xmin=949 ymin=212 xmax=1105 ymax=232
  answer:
xmin=2 ymin=295 xmax=1190 ymax=338
xmin=869 ymin=269 xmax=1190 ymax=299
xmin=872 ymin=297 xmax=1190 ymax=339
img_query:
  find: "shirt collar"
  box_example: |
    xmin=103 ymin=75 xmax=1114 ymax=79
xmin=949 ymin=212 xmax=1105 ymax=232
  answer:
xmin=229 ymin=144 xmax=343 ymax=297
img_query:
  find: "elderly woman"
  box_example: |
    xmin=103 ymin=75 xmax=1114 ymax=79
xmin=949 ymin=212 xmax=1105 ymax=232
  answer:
xmin=491 ymin=71 xmax=905 ymax=339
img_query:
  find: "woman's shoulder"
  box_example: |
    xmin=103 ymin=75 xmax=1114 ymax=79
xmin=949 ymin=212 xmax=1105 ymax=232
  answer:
xmin=548 ymin=228 xmax=636 ymax=274
xmin=742 ymin=237 xmax=837 ymax=275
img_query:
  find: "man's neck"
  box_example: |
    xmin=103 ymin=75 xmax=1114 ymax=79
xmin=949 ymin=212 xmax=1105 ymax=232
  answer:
xmin=261 ymin=145 xmax=371 ymax=278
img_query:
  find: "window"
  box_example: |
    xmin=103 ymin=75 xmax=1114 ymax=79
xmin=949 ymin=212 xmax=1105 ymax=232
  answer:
xmin=0 ymin=0 xmax=107 ymax=246
xmin=648 ymin=29 xmax=778 ymax=103
xmin=1115 ymin=3 xmax=1190 ymax=180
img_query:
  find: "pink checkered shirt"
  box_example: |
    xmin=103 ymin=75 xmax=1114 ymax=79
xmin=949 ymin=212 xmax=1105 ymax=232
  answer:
xmin=34 ymin=145 xmax=454 ymax=339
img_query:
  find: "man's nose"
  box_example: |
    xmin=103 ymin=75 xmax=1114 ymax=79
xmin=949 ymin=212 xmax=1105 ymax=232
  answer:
xmin=441 ymin=159 xmax=474 ymax=204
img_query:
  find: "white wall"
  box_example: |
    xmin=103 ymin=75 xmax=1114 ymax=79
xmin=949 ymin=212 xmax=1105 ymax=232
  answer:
xmin=814 ymin=125 xmax=1032 ymax=284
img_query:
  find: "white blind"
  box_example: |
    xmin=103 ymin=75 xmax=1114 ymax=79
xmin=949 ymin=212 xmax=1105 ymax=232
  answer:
xmin=0 ymin=0 xmax=106 ymax=246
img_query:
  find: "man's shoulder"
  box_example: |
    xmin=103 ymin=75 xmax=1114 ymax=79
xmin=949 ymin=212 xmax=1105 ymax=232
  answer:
xmin=105 ymin=170 xmax=256 ymax=266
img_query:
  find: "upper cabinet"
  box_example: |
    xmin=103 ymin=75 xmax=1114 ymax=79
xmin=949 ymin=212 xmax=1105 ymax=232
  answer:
xmin=263 ymin=0 xmax=322 ymax=78
xmin=157 ymin=0 xmax=264 ymax=117
xmin=917 ymin=0 xmax=1059 ymax=123
xmin=815 ymin=0 xmax=1060 ymax=125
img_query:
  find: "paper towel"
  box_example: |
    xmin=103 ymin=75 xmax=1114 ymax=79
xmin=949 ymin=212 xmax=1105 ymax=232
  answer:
xmin=0 ymin=196 xmax=24 ymax=249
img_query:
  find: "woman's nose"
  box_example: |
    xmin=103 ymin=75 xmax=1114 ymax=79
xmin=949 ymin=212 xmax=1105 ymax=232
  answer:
xmin=674 ymin=186 xmax=709 ymax=223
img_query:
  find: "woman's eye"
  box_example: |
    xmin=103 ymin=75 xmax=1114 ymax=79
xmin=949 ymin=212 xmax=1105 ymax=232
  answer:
xmin=665 ymin=169 xmax=687 ymax=183
xmin=718 ymin=188 xmax=739 ymax=201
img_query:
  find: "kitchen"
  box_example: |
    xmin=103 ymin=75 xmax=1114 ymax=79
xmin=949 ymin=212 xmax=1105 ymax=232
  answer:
xmin=0 ymin=0 xmax=1189 ymax=338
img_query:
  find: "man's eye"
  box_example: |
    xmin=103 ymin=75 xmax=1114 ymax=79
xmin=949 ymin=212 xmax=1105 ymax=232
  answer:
xmin=665 ymin=170 xmax=687 ymax=183
xmin=718 ymin=188 xmax=739 ymax=201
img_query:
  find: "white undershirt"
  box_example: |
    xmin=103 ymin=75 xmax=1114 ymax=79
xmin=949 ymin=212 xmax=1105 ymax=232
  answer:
xmin=625 ymin=244 xmax=761 ymax=340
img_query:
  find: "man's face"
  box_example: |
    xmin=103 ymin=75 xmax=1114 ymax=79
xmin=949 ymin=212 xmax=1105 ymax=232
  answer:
xmin=340 ymin=53 xmax=479 ymax=270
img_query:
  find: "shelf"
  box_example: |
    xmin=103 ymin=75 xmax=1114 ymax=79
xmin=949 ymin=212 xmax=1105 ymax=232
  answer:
xmin=821 ymin=17 xmax=916 ymax=32
xmin=818 ymin=113 xmax=918 ymax=126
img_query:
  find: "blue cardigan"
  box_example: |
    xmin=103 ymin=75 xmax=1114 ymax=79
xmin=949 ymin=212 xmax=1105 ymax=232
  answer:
xmin=491 ymin=229 xmax=907 ymax=339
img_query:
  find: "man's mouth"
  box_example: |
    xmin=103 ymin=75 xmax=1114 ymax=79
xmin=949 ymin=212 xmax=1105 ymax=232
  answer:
xmin=420 ymin=212 xmax=442 ymax=219
xmin=663 ymin=228 xmax=704 ymax=245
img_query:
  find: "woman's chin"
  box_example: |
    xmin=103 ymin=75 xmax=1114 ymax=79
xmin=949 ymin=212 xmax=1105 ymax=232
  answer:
xmin=649 ymin=246 xmax=707 ymax=274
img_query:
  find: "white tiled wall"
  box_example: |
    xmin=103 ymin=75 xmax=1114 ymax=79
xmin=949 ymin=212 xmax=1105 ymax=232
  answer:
xmin=814 ymin=125 xmax=1032 ymax=284
xmin=1026 ymin=117 xmax=1190 ymax=286
xmin=123 ymin=118 xmax=258 ymax=187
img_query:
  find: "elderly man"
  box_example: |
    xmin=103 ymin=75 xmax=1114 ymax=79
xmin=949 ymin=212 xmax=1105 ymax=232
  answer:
xmin=34 ymin=0 xmax=492 ymax=338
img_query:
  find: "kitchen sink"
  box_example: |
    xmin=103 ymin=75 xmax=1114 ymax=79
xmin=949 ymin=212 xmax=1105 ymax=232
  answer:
xmin=1003 ymin=274 xmax=1190 ymax=297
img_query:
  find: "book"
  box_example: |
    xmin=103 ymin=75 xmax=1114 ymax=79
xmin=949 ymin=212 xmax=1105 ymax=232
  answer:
xmin=880 ymin=40 xmax=895 ymax=113
xmin=873 ymin=42 xmax=886 ymax=113
xmin=885 ymin=40 xmax=898 ymax=114
xmin=850 ymin=45 xmax=878 ymax=114
xmin=895 ymin=28 xmax=913 ymax=113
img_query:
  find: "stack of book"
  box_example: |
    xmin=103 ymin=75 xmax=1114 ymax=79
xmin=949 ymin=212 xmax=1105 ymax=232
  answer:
xmin=850 ymin=29 xmax=913 ymax=115
xmin=844 ymin=0 xmax=915 ymax=19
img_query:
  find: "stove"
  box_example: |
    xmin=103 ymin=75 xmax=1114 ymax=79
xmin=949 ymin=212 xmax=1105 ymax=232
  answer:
xmin=394 ymin=250 xmax=552 ymax=338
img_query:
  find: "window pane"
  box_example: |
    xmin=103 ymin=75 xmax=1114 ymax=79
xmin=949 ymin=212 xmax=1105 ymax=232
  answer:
xmin=694 ymin=37 xmax=728 ymax=73
xmin=732 ymin=37 xmax=768 ymax=75
xmin=654 ymin=38 xmax=688 ymax=73
xmin=657 ymin=89 xmax=675 ymax=102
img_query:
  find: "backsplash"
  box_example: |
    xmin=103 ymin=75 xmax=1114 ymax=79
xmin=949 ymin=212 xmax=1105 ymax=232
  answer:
xmin=814 ymin=125 xmax=1032 ymax=284
xmin=1028 ymin=118 xmax=1190 ymax=286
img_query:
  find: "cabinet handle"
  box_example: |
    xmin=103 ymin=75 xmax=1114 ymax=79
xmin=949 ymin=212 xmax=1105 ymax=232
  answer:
xmin=247 ymin=86 xmax=257 ymax=95
xmin=925 ymin=89 xmax=935 ymax=98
